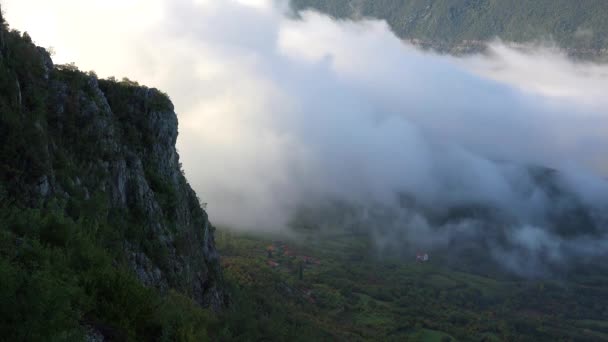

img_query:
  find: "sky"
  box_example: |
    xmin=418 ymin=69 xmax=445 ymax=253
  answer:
xmin=4 ymin=0 xmax=608 ymax=275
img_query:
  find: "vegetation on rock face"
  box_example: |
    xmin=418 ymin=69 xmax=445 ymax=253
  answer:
xmin=0 ymin=7 xmax=225 ymax=340
xmin=290 ymin=0 xmax=608 ymax=59
xmin=0 ymin=208 xmax=220 ymax=341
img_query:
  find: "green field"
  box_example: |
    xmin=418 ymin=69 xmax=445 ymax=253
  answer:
xmin=215 ymin=227 xmax=608 ymax=341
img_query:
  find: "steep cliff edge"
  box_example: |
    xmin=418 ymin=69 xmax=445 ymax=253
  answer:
xmin=0 ymin=8 xmax=224 ymax=340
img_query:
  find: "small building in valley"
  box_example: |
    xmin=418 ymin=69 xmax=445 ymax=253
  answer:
xmin=416 ymin=252 xmax=429 ymax=262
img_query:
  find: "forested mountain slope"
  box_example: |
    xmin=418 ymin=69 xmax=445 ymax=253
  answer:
xmin=291 ymin=0 xmax=608 ymax=59
xmin=0 ymin=7 xmax=225 ymax=340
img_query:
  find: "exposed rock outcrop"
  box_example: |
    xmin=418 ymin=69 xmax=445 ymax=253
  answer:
xmin=0 ymin=13 xmax=225 ymax=310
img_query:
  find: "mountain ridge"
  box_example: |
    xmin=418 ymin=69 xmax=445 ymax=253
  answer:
xmin=290 ymin=0 xmax=608 ymax=60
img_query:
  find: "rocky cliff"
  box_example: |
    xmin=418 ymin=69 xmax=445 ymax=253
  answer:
xmin=0 ymin=8 xmax=224 ymax=340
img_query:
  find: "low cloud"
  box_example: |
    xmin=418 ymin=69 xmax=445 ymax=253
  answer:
xmin=5 ymin=0 xmax=608 ymax=275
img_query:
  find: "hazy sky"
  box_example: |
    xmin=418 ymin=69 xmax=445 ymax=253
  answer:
xmin=5 ymin=0 xmax=608 ymax=274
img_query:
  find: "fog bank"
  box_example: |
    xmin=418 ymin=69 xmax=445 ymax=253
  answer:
xmin=5 ymin=0 xmax=608 ymax=275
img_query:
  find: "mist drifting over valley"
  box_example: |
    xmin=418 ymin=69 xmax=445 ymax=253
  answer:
xmin=7 ymin=0 xmax=608 ymax=276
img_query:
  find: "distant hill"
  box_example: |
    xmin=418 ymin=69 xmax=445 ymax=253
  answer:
xmin=290 ymin=0 xmax=608 ymax=60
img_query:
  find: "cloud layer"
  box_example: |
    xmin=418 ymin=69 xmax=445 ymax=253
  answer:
xmin=5 ymin=0 xmax=608 ymax=275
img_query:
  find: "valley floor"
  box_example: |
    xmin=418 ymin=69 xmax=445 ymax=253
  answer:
xmin=215 ymin=227 xmax=608 ymax=341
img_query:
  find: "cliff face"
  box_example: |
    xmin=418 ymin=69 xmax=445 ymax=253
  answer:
xmin=0 ymin=10 xmax=224 ymax=313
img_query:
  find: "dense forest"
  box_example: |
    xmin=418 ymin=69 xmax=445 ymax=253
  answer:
xmin=290 ymin=0 xmax=608 ymax=59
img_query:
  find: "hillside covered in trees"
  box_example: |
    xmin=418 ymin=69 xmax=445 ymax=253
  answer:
xmin=0 ymin=6 xmax=228 ymax=340
xmin=290 ymin=0 xmax=608 ymax=59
